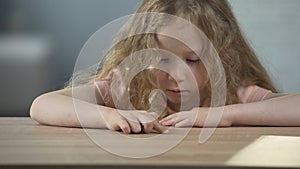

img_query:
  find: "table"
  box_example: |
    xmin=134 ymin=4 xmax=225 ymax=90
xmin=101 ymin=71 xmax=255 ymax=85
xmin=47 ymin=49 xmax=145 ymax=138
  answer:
xmin=1 ymin=117 xmax=300 ymax=169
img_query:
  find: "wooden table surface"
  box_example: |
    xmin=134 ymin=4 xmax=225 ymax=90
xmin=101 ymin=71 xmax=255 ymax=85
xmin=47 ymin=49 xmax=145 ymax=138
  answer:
xmin=1 ymin=117 xmax=300 ymax=169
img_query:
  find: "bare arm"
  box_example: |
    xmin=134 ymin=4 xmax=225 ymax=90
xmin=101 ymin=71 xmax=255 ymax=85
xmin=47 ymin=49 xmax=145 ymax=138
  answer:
xmin=229 ymin=93 xmax=300 ymax=126
xmin=159 ymin=93 xmax=300 ymax=127
xmin=30 ymin=85 xmax=107 ymax=128
xmin=30 ymin=85 xmax=167 ymax=133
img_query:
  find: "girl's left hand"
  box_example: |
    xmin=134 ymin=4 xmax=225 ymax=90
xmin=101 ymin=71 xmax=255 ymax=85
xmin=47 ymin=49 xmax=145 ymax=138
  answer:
xmin=159 ymin=107 xmax=233 ymax=127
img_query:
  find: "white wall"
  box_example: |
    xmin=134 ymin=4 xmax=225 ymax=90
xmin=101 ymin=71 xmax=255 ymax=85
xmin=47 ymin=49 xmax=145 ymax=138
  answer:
xmin=229 ymin=0 xmax=300 ymax=93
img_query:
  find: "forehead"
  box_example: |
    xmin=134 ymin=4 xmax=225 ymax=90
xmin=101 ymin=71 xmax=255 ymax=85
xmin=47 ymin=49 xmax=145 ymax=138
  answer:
xmin=157 ymin=35 xmax=195 ymax=56
xmin=156 ymin=22 xmax=204 ymax=56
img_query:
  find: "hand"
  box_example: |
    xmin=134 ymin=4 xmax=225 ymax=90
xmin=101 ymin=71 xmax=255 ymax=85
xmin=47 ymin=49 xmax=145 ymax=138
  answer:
xmin=101 ymin=108 xmax=168 ymax=134
xmin=159 ymin=107 xmax=233 ymax=128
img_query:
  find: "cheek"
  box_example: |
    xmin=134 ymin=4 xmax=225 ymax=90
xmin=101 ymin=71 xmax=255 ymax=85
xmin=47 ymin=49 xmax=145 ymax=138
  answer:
xmin=155 ymin=71 xmax=167 ymax=87
xmin=192 ymin=66 xmax=209 ymax=89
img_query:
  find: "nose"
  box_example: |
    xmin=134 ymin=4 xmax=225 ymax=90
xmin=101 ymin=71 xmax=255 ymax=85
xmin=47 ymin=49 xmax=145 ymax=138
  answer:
xmin=167 ymin=62 xmax=186 ymax=83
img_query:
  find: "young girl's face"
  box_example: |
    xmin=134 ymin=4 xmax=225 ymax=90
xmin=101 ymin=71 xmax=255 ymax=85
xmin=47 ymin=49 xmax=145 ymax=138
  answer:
xmin=155 ymin=24 xmax=209 ymax=111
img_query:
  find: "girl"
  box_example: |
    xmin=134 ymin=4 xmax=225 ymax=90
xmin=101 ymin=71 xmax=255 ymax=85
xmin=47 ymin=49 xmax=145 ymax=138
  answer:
xmin=30 ymin=0 xmax=300 ymax=134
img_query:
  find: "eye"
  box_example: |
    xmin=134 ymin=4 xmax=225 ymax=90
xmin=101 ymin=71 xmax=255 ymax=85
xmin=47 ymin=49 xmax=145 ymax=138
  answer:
xmin=186 ymin=58 xmax=200 ymax=64
xmin=160 ymin=58 xmax=169 ymax=63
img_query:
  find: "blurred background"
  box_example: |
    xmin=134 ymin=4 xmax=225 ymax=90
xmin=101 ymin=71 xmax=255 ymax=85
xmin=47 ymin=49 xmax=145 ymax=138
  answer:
xmin=0 ymin=0 xmax=299 ymax=117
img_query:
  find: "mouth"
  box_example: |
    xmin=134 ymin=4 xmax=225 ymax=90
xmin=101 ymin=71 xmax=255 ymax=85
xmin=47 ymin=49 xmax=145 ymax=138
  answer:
xmin=166 ymin=88 xmax=189 ymax=95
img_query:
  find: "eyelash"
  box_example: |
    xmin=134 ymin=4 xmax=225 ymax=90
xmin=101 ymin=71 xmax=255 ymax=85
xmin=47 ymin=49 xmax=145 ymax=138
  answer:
xmin=186 ymin=59 xmax=200 ymax=64
xmin=160 ymin=58 xmax=169 ymax=62
xmin=159 ymin=58 xmax=200 ymax=65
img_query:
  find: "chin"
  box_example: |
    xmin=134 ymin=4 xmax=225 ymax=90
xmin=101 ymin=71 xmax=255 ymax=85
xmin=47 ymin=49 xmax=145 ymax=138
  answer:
xmin=167 ymin=98 xmax=199 ymax=111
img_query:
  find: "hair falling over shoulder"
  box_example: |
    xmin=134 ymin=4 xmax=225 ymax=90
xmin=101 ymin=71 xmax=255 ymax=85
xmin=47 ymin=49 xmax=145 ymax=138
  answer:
xmin=67 ymin=0 xmax=277 ymax=117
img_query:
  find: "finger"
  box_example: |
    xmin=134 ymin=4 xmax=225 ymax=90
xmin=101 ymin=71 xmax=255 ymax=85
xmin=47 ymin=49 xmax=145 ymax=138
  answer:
xmin=120 ymin=112 xmax=141 ymax=133
xmin=153 ymin=120 xmax=168 ymax=133
xmin=162 ymin=114 xmax=185 ymax=126
xmin=159 ymin=113 xmax=181 ymax=125
xmin=159 ymin=113 xmax=178 ymax=123
xmin=174 ymin=120 xmax=191 ymax=128
xmin=107 ymin=123 xmax=120 ymax=131
xmin=138 ymin=115 xmax=155 ymax=133
xmin=118 ymin=120 xmax=131 ymax=134
xmin=127 ymin=120 xmax=142 ymax=133
xmin=141 ymin=122 xmax=154 ymax=133
xmin=161 ymin=118 xmax=179 ymax=126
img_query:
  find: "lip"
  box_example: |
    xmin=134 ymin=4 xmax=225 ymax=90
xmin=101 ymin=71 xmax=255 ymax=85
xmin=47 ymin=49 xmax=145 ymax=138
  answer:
xmin=166 ymin=89 xmax=189 ymax=95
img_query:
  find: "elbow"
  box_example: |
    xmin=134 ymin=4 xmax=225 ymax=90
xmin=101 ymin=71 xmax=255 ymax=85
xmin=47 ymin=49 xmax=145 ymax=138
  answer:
xmin=30 ymin=95 xmax=40 ymax=121
xmin=30 ymin=94 xmax=46 ymax=123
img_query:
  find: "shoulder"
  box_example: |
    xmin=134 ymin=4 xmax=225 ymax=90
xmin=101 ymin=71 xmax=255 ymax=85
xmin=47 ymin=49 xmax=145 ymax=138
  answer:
xmin=94 ymin=80 xmax=115 ymax=108
xmin=237 ymin=85 xmax=273 ymax=103
xmin=94 ymin=68 xmax=128 ymax=108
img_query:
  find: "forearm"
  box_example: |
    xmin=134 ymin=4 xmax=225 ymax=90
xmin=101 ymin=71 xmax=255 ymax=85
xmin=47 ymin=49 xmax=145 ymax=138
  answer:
xmin=227 ymin=94 xmax=300 ymax=126
xmin=30 ymin=93 xmax=109 ymax=128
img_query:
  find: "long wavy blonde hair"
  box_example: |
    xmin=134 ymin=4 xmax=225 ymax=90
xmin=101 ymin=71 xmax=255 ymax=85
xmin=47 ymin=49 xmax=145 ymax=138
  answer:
xmin=66 ymin=0 xmax=277 ymax=117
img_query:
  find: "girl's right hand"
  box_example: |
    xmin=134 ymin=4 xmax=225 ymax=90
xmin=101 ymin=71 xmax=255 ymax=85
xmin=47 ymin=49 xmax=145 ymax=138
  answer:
xmin=101 ymin=108 xmax=167 ymax=134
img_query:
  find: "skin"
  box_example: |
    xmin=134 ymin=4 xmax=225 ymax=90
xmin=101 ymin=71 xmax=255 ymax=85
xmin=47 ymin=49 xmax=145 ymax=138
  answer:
xmin=30 ymin=23 xmax=300 ymax=134
xmin=30 ymin=83 xmax=167 ymax=134
xmin=155 ymin=35 xmax=209 ymax=112
xmin=156 ymin=23 xmax=300 ymax=128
